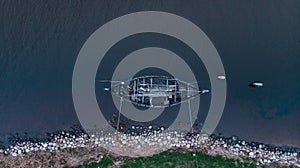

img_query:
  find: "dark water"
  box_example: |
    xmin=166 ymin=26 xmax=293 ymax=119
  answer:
xmin=0 ymin=1 xmax=299 ymax=147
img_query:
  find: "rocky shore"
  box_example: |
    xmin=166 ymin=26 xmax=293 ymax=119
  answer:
xmin=0 ymin=127 xmax=299 ymax=167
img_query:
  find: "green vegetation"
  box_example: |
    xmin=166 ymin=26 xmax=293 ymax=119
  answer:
xmin=121 ymin=151 xmax=256 ymax=168
xmin=75 ymin=156 xmax=114 ymax=168
xmin=76 ymin=151 xmax=257 ymax=168
xmin=48 ymin=161 xmax=54 ymax=167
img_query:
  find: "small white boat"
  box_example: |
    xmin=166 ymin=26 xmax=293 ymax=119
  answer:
xmin=217 ymin=75 xmax=226 ymax=80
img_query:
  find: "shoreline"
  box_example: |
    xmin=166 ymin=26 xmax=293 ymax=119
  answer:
xmin=0 ymin=127 xmax=299 ymax=167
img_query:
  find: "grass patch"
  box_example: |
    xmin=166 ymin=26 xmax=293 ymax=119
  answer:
xmin=121 ymin=151 xmax=256 ymax=168
xmin=73 ymin=151 xmax=259 ymax=168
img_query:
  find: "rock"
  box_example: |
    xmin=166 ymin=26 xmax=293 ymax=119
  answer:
xmin=249 ymin=152 xmax=255 ymax=157
xmin=241 ymin=141 xmax=246 ymax=145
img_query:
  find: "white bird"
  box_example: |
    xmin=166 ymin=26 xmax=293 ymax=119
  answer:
xmin=249 ymin=82 xmax=264 ymax=88
xmin=201 ymin=89 xmax=210 ymax=93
